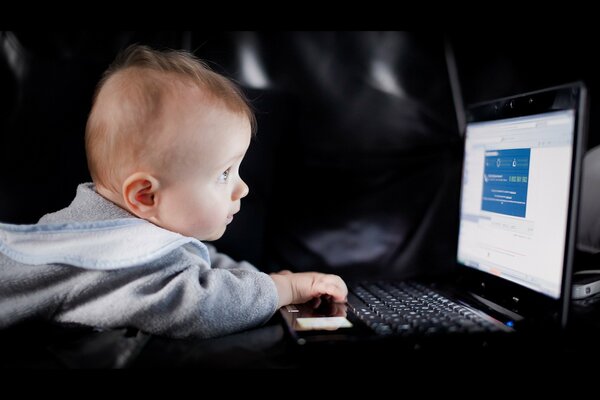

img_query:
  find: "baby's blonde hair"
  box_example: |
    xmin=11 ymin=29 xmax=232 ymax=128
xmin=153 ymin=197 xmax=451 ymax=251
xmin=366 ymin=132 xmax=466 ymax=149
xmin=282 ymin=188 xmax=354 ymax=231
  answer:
xmin=85 ymin=44 xmax=256 ymax=192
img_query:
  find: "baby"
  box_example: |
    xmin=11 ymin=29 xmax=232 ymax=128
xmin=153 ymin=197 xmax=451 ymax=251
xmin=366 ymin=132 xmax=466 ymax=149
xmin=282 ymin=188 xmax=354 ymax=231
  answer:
xmin=0 ymin=45 xmax=347 ymax=338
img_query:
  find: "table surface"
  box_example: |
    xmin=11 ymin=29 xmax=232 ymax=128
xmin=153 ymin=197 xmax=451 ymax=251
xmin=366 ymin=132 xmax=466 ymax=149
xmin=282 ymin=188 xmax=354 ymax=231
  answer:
xmin=3 ymin=289 xmax=600 ymax=369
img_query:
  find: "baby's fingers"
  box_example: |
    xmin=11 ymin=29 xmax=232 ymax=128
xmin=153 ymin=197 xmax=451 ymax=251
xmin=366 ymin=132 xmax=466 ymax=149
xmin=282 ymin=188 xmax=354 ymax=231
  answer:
xmin=277 ymin=269 xmax=293 ymax=275
xmin=319 ymin=275 xmax=348 ymax=302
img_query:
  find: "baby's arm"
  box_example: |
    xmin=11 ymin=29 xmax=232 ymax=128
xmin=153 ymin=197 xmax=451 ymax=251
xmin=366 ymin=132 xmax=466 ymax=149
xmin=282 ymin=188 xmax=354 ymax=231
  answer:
xmin=270 ymin=271 xmax=348 ymax=308
xmin=204 ymin=243 xmax=258 ymax=272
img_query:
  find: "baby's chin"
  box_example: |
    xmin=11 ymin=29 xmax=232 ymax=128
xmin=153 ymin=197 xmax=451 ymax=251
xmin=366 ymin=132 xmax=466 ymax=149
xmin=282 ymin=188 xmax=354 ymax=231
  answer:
xmin=195 ymin=229 xmax=226 ymax=242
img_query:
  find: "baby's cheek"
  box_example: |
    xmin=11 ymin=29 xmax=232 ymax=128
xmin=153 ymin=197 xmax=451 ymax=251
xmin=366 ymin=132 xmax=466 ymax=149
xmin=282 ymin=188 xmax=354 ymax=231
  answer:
xmin=195 ymin=212 xmax=225 ymax=235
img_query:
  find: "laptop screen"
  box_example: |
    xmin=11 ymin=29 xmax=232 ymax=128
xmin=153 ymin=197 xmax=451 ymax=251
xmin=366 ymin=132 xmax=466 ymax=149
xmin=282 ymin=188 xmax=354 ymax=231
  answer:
xmin=457 ymin=86 xmax=584 ymax=301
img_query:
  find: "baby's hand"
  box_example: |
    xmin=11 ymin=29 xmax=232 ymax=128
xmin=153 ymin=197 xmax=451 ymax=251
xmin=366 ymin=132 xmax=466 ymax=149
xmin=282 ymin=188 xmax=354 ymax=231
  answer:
xmin=270 ymin=271 xmax=348 ymax=308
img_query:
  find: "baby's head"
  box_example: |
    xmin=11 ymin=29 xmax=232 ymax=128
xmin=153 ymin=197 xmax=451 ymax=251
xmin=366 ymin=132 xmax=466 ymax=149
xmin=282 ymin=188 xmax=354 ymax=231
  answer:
xmin=85 ymin=45 xmax=255 ymax=241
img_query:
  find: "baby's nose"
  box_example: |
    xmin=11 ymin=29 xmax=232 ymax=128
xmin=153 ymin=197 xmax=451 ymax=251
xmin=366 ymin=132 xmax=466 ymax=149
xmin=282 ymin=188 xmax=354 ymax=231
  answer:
xmin=235 ymin=179 xmax=249 ymax=199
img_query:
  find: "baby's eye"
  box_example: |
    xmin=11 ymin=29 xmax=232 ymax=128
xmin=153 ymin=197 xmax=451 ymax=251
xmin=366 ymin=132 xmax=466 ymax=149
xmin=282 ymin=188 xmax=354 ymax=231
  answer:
xmin=218 ymin=168 xmax=231 ymax=183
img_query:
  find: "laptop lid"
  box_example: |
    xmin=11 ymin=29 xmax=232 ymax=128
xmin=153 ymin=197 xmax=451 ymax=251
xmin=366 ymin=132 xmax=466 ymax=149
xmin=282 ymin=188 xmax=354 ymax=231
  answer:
xmin=456 ymin=82 xmax=587 ymax=329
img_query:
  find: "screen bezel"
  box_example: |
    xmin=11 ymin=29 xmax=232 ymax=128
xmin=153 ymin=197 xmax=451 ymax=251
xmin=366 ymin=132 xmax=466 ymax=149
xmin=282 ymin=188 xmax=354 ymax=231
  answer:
xmin=456 ymin=83 xmax=587 ymax=329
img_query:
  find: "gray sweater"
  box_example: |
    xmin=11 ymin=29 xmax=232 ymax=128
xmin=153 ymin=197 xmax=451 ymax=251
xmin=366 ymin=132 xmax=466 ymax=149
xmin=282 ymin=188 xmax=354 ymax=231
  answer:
xmin=0 ymin=183 xmax=279 ymax=338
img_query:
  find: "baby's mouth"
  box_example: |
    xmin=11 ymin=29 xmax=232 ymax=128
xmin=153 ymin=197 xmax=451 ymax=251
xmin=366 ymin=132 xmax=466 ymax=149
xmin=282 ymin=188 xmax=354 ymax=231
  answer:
xmin=226 ymin=208 xmax=239 ymax=224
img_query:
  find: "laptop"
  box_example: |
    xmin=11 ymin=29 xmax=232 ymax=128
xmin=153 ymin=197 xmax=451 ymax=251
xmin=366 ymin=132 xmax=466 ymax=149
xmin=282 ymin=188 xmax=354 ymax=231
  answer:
xmin=280 ymin=83 xmax=588 ymax=347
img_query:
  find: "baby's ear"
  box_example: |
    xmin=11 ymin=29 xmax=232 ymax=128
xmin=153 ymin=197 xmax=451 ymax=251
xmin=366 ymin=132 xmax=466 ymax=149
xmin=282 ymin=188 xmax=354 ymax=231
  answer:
xmin=122 ymin=173 xmax=160 ymax=218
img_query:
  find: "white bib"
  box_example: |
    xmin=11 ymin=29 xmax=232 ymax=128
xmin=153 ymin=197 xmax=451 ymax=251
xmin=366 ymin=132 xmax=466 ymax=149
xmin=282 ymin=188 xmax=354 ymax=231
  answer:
xmin=0 ymin=219 xmax=210 ymax=270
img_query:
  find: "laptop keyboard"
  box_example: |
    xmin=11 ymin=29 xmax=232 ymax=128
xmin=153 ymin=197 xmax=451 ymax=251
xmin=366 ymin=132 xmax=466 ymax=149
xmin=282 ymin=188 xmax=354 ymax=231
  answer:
xmin=348 ymin=281 xmax=505 ymax=336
